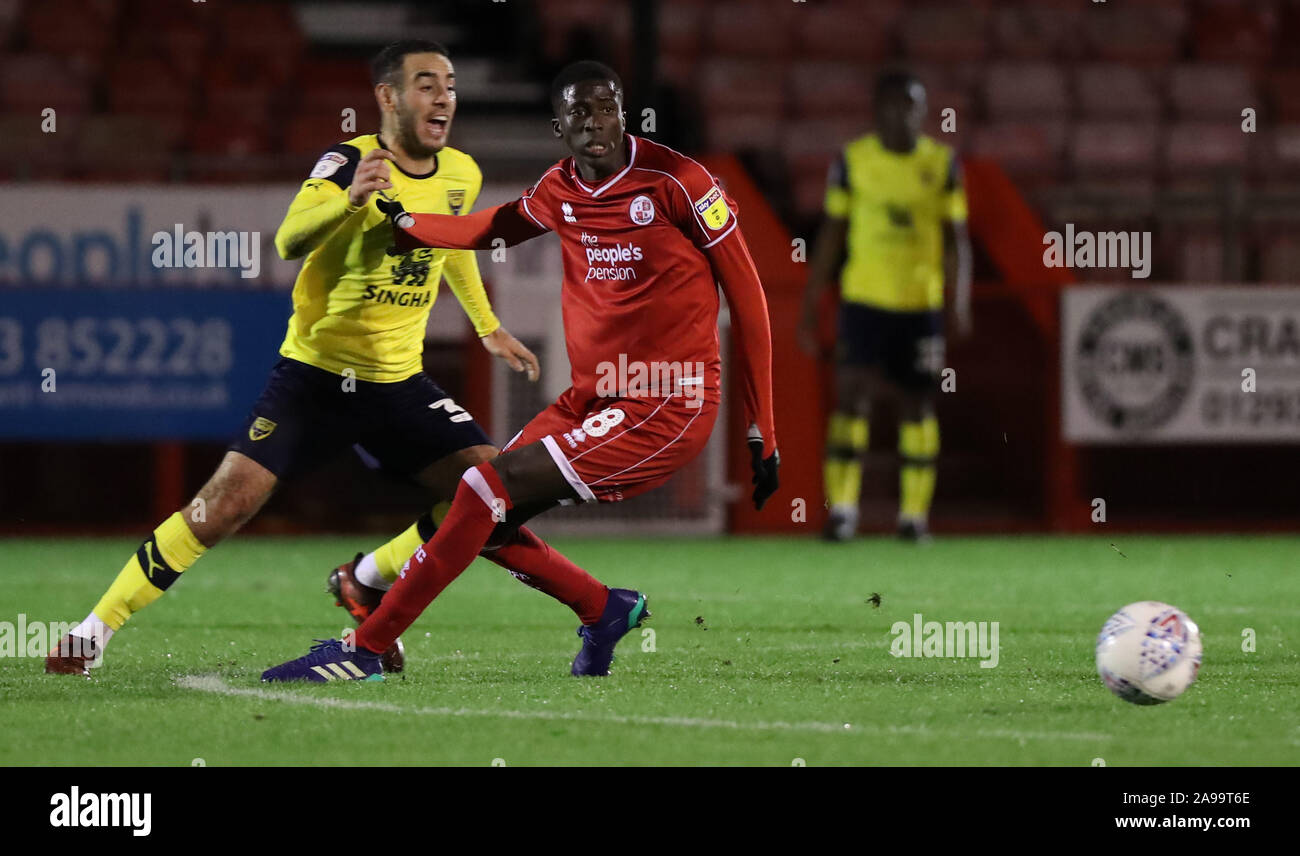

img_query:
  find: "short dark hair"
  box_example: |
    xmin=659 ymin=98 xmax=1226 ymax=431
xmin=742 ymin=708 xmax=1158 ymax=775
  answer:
xmin=874 ymin=68 xmax=923 ymax=102
xmin=550 ymin=60 xmax=623 ymax=112
xmin=371 ymin=39 xmax=451 ymax=87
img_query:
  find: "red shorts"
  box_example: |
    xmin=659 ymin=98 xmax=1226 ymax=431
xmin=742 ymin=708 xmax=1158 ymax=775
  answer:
xmin=503 ymin=387 xmax=718 ymax=503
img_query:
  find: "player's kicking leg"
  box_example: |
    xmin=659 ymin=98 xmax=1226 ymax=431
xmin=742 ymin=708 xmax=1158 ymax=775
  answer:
xmin=264 ymin=392 xmax=714 ymax=682
xmin=45 ymin=451 xmax=275 ymax=676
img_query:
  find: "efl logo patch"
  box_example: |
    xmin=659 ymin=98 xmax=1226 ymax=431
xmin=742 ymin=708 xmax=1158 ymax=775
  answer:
xmin=249 ymin=416 xmax=277 ymax=441
xmin=309 ymin=151 xmax=348 ymax=179
xmin=694 ymin=186 xmax=729 ymax=230
xmin=447 ymin=188 xmax=466 ymax=215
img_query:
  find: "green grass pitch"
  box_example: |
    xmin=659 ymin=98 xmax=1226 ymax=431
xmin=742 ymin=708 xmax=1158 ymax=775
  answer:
xmin=3 ymin=534 xmax=1297 ymax=766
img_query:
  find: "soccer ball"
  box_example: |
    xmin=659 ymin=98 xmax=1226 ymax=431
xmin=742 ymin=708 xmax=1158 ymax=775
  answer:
xmin=1095 ymin=601 xmax=1202 ymax=705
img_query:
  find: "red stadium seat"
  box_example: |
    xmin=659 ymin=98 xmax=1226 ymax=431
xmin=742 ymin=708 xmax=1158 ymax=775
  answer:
xmin=73 ymin=114 xmax=184 ymax=182
xmin=1192 ymin=1 xmax=1276 ymax=64
xmin=106 ymin=56 xmax=194 ymax=115
xmin=704 ymin=105 xmax=782 ymax=153
xmin=1070 ymin=121 xmax=1161 ymax=177
xmin=23 ymin=0 xmax=116 ymax=64
xmin=1255 ymin=232 xmax=1300 ymax=283
xmin=1254 ymin=125 xmax=1300 ymax=179
xmin=701 ymin=59 xmax=784 ymax=114
xmin=969 ymin=121 xmax=1068 ymax=182
xmin=0 ymin=112 xmax=79 ymax=180
xmin=982 ymin=62 xmax=1069 ymax=119
xmin=0 ymin=53 xmax=93 ymax=113
xmin=1266 ymin=70 xmax=1300 ymax=122
xmin=1168 ymin=64 xmax=1256 ymax=120
xmin=707 ymin=1 xmax=796 ymax=59
xmin=120 ymin=21 xmax=209 ymax=82
xmin=900 ymin=3 xmax=992 ymax=64
xmin=1164 ymin=122 xmax=1249 ymax=174
xmin=184 ymin=116 xmax=273 ymax=182
xmin=1075 ymin=64 xmax=1162 ymax=121
xmin=991 ymin=3 xmax=1085 ymax=61
xmin=283 ymin=111 xmax=370 ymax=160
xmin=787 ymin=61 xmax=871 ymax=120
xmin=1083 ymin=5 xmax=1187 ymax=64
xmin=657 ymin=0 xmax=707 ymax=70
xmin=794 ymin=0 xmax=900 ymax=64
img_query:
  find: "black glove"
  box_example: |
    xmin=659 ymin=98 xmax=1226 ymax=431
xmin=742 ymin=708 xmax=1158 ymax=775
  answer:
xmin=375 ymin=196 xmax=414 ymax=229
xmin=747 ymin=430 xmax=779 ymax=511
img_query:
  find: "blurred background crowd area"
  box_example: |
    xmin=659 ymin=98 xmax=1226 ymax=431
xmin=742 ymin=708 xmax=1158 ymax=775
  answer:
xmin=3 ymin=0 xmax=1299 ymax=283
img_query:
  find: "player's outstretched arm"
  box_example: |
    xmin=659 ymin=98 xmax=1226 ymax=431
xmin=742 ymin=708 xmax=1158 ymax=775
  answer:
xmin=379 ymin=198 xmax=546 ymax=253
xmin=706 ymin=228 xmax=780 ymax=509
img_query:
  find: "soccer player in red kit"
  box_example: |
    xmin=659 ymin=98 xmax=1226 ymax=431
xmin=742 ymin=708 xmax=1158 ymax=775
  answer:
xmin=263 ymin=61 xmax=779 ymax=682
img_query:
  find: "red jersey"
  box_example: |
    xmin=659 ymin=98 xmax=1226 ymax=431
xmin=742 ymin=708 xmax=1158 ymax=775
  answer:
xmin=390 ymin=134 xmax=777 ymax=456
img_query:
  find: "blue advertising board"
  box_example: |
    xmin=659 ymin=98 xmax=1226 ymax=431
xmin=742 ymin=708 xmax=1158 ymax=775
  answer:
xmin=0 ymin=289 xmax=290 ymax=440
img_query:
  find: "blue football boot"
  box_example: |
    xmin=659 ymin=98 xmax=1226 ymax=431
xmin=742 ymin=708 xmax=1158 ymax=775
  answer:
xmin=261 ymin=639 xmax=384 ymax=683
xmin=571 ymin=588 xmax=650 ymax=676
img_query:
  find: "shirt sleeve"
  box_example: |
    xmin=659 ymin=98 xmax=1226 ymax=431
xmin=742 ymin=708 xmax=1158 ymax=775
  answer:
xmin=392 ymin=171 xmax=556 ymax=253
xmin=274 ymin=144 xmax=364 ymax=260
xmin=667 ymin=158 xmax=739 ymax=251
xmin=705 ymin=225 xmax=777 ymax=457
xmin=823 ymin=151 xmax=851 ymax=219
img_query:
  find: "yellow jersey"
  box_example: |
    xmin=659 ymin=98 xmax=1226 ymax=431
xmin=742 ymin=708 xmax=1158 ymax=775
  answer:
xmin=824 ymin=133 xmax=967 ymax=312
xmin=275 ymin=133 xmax=499 ymax=382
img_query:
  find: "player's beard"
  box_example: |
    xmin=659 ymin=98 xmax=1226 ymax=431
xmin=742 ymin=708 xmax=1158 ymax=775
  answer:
xmin=394 ymin=103 xmax=442 ymax=159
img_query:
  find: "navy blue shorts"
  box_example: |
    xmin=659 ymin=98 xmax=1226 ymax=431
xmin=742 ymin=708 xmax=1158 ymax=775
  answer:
xmin=228 ymin=358 xmax=491 ymax=479
xmin=837 ymin=303 xmax=944 ymax=392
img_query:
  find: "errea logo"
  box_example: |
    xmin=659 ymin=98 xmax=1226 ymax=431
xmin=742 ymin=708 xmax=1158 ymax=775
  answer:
xmin=561 ymin=202 xmax=577 ymax=223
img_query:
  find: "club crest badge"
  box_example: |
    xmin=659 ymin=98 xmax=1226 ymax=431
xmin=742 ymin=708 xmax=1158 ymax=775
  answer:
xmin=249 ymin=416 xmax=277 ymax=441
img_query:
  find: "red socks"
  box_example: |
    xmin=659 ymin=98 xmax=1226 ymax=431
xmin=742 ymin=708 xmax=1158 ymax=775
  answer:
xmin=354 ymin=465 xmax=511 ymax=655
xmin=486 ymin=527 xmax=609 ymax=624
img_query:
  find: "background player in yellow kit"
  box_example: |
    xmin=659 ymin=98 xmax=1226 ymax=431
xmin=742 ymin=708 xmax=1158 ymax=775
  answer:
xmin=44 ymin=40 xmax=548 ymax=674
xmin=799 ymin=69 xmax=972 ymax=542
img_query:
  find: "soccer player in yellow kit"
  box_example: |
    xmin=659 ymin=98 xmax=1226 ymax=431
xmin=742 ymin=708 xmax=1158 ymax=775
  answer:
xmin=45 ymin=40 xmax=556 ymax=675
xmin=799 ymin=70 xmax=972 ymax=542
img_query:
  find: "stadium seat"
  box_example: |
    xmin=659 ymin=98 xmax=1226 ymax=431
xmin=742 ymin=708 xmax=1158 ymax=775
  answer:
xmin=1192 ymin=0 xmax=1276 ymax=64
xmin=1075 ymin=64 xmax=1163 ymax=121
xmin=1165 ymin=122 xmax=1250 ymax=174
xmin=184 ymin=116 xmax=273 ymax=182
xmin=704 ymin=106 xmax=782 ymax=153
xmin=283 ymin=112 xmax=365 ymax=161
xmin=991 ymin=3 xmax=1085 ymax=61
xmin=969 ymin=121 xmax=1068 ymax=182
xmin=23 ymin=0 xmax=116 ymax=64
xmin=107 ymin=56 xmax=194 ymax=116
xmin=1168 ymin=64 xmax=1257 ymax=120
xmin=701 ymin=59 xmax=783 ymax=114
xmin=1265 ymin=69 xmax=1300 ymax=122
xmin=120 ymin=21 xmax=209 ymax=82
xmin=0 ymin=53 xmax=93 ymax=113
xmin=707 ymin=1 xmax=795 ymax=59
xmin=1083 ymin=5 xmax=1187 ymax=64
xmin=787 ymin=61 xmax=871 ymax=120
xmin=73 ymin=114 xmax=183 ymax=182
xmin=1254 ymin=125 xmax=1300 ymax=179
xmin=1069 ymin=121 xmax=1161 ymax=177
xmin=0 ymin=112 xmax=79 ymax=180
xmin=1255 ymin=231 xmax=1300 ymax=283
xmin=657 ymin=0 xmax=706 ymax=81
xmin=900 ymin=3 xmax=992 ymax=64
xmin=982 ymin=62 xmax=1069 ymax=119
xmin=794 ymin=0 xmax=899 ymax=63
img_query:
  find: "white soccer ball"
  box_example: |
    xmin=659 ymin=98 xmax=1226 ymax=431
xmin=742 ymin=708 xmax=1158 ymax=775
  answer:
xmin=1095 ymin=601 xmax=1202 ymax=705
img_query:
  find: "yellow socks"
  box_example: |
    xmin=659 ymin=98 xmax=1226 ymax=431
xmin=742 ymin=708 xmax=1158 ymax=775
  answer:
xmin=92 ymin=512 xmax=207 ymax=631
xmin=367 ymin=501 xmax=450 ymax=585
xmin=899 ymin=416 xmax=939 ymax=524
xmin=823 ymin=412 xmax=869 ymax=514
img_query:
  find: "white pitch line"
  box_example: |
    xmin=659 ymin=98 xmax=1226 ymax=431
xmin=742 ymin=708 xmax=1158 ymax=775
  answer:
xmin=176 ymin=674 xmax=1111 ymax=742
